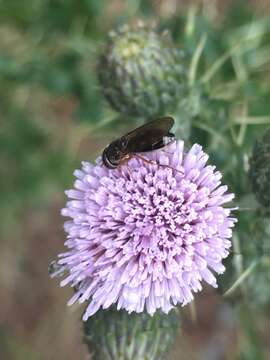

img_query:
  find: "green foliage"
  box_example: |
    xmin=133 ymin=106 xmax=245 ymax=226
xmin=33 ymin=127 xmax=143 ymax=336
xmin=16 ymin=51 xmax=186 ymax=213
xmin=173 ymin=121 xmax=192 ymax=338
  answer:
xmin=0 ymin=93 xmax=73 ymax=232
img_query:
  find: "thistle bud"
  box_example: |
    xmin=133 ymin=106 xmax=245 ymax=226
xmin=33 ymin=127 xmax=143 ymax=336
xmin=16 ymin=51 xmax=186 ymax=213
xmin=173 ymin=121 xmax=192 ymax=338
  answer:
xmin=83 ymin=308 xmax=179 ymax=360
xmin=246 ymin=218 xmax=270 ymax=307
xmin=250 ymin=129 xmax=270 ymax=208
xmin=98 ymin=22 xmax=187 ymax=118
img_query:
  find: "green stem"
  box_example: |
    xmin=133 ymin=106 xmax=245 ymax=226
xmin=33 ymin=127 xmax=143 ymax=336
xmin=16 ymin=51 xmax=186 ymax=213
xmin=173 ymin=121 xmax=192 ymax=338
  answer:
xmin=238 ymin=304 xmax=265 ymax=360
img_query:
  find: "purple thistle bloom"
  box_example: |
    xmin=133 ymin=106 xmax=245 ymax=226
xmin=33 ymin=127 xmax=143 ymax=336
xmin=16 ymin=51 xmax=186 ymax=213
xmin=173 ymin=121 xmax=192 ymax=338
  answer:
xmin=54 ymin=140 xmax=236 ymax=321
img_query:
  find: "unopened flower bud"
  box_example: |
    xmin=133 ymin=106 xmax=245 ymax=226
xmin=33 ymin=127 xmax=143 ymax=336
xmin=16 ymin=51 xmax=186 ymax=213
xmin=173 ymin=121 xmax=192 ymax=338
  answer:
xmin=250 ymin=129 xmax=270 ymax=208
xmin=98 ymin=22 xmax=187 ymax=118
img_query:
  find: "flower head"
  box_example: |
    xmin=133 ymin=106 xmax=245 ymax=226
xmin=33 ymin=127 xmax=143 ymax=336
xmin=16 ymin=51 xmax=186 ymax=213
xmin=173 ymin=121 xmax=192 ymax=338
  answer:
xmin=98 ymin=22 xmax=187 ymax=118
xmin=250 ymin=129 xmax=270 ymax=209
xmin=54 ymin=140 xmax=236 ymax=320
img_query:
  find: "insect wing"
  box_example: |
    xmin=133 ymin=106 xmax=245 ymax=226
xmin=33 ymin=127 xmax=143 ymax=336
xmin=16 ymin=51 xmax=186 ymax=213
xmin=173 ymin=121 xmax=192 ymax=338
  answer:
xmin=121 ymin=117 xmax=174 ymax=153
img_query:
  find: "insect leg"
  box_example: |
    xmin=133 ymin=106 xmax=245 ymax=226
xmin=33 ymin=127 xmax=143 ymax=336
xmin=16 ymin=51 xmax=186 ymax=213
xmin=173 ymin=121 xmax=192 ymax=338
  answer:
xmin=133 ymin=154 xmax=183 ymax=175
xmin=160 ymin=148 xmax=175 ymax=156
xmin=118 ymin=156 xmax=133 ymax=178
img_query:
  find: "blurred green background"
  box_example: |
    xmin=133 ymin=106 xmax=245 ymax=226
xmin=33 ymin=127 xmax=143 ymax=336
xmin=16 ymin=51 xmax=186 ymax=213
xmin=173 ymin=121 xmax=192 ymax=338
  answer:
xmin=1 ymin=0 xmax=270 ymax=359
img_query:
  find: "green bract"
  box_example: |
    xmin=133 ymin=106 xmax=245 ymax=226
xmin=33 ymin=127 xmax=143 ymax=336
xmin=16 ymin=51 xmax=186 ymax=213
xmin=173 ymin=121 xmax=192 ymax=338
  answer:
xmin=98 ymin=22 xmax=187 ymax=118
xmin=250 ymin=130 xmax=270 ymax=208
xmin=84 ymin=308 xmax=179 ymax=360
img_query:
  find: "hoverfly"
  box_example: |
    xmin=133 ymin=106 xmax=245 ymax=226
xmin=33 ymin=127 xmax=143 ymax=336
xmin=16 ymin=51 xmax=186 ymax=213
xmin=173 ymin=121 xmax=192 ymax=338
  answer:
xmin=102 ymin=117 xmax=176 ymax=169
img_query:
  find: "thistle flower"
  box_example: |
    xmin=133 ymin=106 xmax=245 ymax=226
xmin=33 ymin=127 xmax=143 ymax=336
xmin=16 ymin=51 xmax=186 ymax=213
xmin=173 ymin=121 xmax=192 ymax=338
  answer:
xmin=53 ymin=140 xmax=236 ymax=321
xmin=250 ymin=129 xmax=270 ymax=208
xmin=98 ymin=22 xmax=187 ymax=118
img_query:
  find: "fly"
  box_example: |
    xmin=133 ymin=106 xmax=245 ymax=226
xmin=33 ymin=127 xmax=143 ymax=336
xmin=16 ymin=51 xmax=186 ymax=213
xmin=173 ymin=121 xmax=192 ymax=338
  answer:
xmin=102 ymin=117 xmax=176 ymax=169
